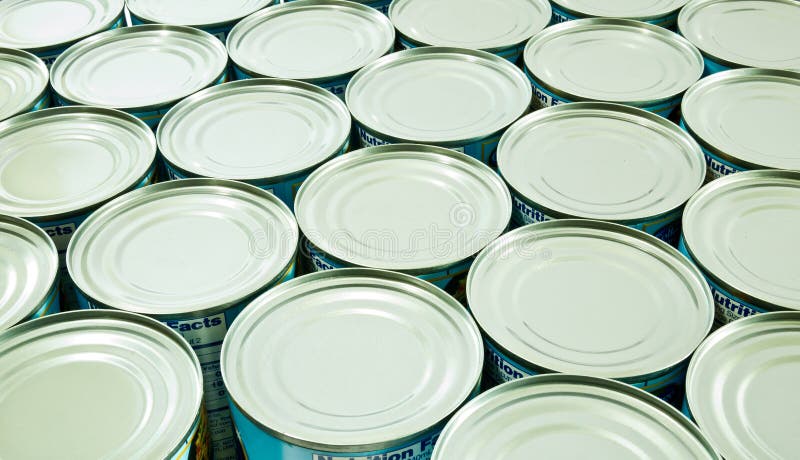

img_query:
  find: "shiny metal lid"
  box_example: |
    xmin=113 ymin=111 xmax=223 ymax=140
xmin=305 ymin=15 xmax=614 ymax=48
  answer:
xmin=222 ymin=268 xmax=483 ymax=452
xmin=0 ymin=107 xmax=156 ymax=220
xmin=682 ymin=170 xmax=800 ymax=310
xmin=432 ymin=375 xmax=720 ymax=459
xmin=678 ymin=0 xmax=800 ymax=71
xmin=524 ymin=18 xmax=703 ymax=104
xmin=68 ymin=179 xmax=299 ymax=318
xmin=0 ymin=215 xmax=58 ymax=331
xmin=0 ymin=48 xmax=48 ymax=122
xmin=347 ymin=47 xmax=531 ymax=144
xmin=158 ymin=79 xmax=351 ymax=181
xmin=468 ymin=220 xmax=714 ymax=379
xmin=296 ymin=144 xmax=511 ymax=273
xmin=127 ymin=0 xmax=273 ymax=28
xmin=0 ymin=310 xmax=202 ymax=460
xmin=498 ymin=103 xmax=704 ymax=221
xmin=389 ymin=0 xmax=550 ymax=52
xmin=551 ymin=0 xmax=689 ymax=20
xmin=51 ymin=25 xmax=228 ymax=111
xmin=682 ymin=69 xmax=800 ymax=171
xmin=686 ymin=312 xmax=800 ymax=460
xmin=227 ymin=0 xmax=394 ymax=81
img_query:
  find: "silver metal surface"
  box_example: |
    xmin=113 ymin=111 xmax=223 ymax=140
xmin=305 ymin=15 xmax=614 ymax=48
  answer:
xmin=127 ymin=0 xmax=273 ymax=28
xmin=0 ymin=48 xmax=48 ymax=121
xmin=552 ymin=0 xmax=689 ymax=20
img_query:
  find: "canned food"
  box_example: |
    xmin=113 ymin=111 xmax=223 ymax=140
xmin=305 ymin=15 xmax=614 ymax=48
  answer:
xmin=468 ymin=220 xmax=714 ymax=407
xmin=67 ymin=179 xmax=299 ymax=460
xmin=389 ymin=0 xmax=551 ymax=62
xmin=0 ymin=48 xmax=49 ymax=122
xmin=227 ymin=0 xmax=394 ymax=99
xmin=50 ymin=25 xmax=229 ymax=128
xmin=0 ymin=215 xmax=59 ymax=332
xmin=432 ymin=375 xmax=720 ymax=459
xmin=523 ymin=18 xmax=703 ymax=117
xmin=286 ymin=0 xmax=394 ymax=15
xmin=0 ymin=0 xmax=125 ymax=68
xmin=680 ymin=170 xmax=800 ymax=329
xmin=678 ymin=0 xmax=800 ymax=74
xmin=549 ymin=0 xmax=689 ymax=28
xmin=221 ymin=269 xmax=483 ymax=460
xmin=0 ymin=310 xmax=207 ymax=459
xmin=681 ymin=68 xmax=800 ymax=181
xmin=684 ymin=312 xmax=799 ymax=459
xmin=498 ymin=103 xmax=705 ymax=246
xmin=158 ymin=79 xmax=351 ymax=210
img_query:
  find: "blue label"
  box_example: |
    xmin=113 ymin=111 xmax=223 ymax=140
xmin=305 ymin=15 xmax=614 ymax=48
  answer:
xmin=679 ymin=119 xmax=745 ymax=181
xmin=681 ymin=396 xmax=695 ymax=421
xmin=702 ymin=57 xmax=732 ymax=76
xmin=550 ymin=4 xmax=678 ymax=29
xmin=22 ymin=284 xmax=61 ymax=325
xmin=28 ymin=91 xmax=51 ymax=113
xmin=234 ymin=65 xmax=350 ymax=100
xmin=397 ymin=36 xmax=525 ymax=63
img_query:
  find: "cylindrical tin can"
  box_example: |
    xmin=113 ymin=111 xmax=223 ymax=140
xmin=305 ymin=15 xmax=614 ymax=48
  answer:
xmin=50 ymin=25 xmax=229 ymax=128
xmin=679 ymin=170 xmax=800 ymax=329
xmin=221 ymin=269 xmax=483 ymax=460
xmin=286 ymin=0 xmax=394 ymax=15
xmin=0 ymin=48 xmax=49 ymax=122
xmin=523 ymin=18 xmax=703 ymax=117
xmin=498 ymin=102 xmax=705 ymax=246
xmin=0 ymin=310 xmax=208 ymax=459
xmin=67 ymin=179 xmax=299 ymax=460
xmin=468 ymin=220 xmax=714 ymax=407
xmin=157 ymin=78 xmax=351 ymax=210
xmin=549 ymin=0 xmax=689 ymax=29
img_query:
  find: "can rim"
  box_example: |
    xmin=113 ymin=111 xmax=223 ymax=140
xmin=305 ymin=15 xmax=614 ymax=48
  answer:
xmin=550 ymin=0 xmax=689 ymax=23
xmin=126 ymin=0 xmax=275 ymax=30
xmin=0 ymin=47 xmax=49 ymax=117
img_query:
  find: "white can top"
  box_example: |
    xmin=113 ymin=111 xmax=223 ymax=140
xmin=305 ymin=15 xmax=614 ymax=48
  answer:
xmin=126 ymin=0 xmax=273 ymax=28
xmin=552 ymin=0 xmax=689 ymax=20
xmin=0 ymin=48 xmax=48 ymax=122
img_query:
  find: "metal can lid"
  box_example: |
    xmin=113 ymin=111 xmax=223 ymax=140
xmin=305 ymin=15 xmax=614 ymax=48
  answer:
xmin=68 ymin=179 xmax=299 ymax=318
xmin=389 ymin=0 xmax=550 ymax=52
xmin=222 ymin=268 xmax=483 ymax=452
xmin=524 ymin=18 xmax=703 ymax=105
xmin=468 ymin=220 xmax=714 ymax=379
xmin=682 ymin=170 xmax=800 ymax=310
xmin=678 ymin=0 xmax=800 ymax=71
xmin=551 ymin=0 xmax=689 ymax=21
xmin=686 ymin=312 xmax=800 ymax=460
xmin=227 ymin=0 xmax=394 ymax=81
xmin=0 ymin=48 xmax=48 ymax=122
xmin=51 ymin=25 xmax=228 ymax=111
xmin=498 ymin=103 xmax=704 ymax=222
xmin=295 ymin=144 xmax=511 ymax=273
xmin=0 ymin=107 xmax=156 ymax=220
xmin=0 ymin=310 xmax=202 ymax=459
xmin=682 ymin=68 xmax=800 ymax=171
xmin=432 ymin=374 xmax=720 ymax=459
xmin=158 ymin=79 xmax=351 ymax=182
xmin=127 ymin=0 xmax=273 ymax=28
xmin=347 ymin=47 xmax=531 ymax=144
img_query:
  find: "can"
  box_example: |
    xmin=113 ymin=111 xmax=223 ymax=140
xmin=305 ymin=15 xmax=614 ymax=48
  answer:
xmin=0 ymin=0 xmax=125 ymax=68
xmin=549 ymin=0 xmax=689 ymax=29
xmin=468 ymin=220 xmax=714 ymax=407
xmin=679 ymin=170 xmax=800 ymax=329
xmin=0 ymin=48 xmax=49 ymax=122
xmin=523 ymin=18 xmax=703 ymax=117
xmin=221 ymin=268 xmax=483 ymax=460
xmin=389 ymin=0 xmax=551 ymax=62
xmin=498 ymin=102 xmax=705 ymax=246
xmin=0 ymin=310 xmax=207 ymax=459
xmin=0 ymin=215 xmax=59 ymax=332
xmin=432 ymin=375 xmax=720 ymax=459
xmin=680 ymin=68 xmax=800 ymax=181
xmin=157 ymin=78 xmax=351 ymax=210
xmin=50 ymin=25 xmax=229 ymax=128
xmin=678 ymin=0 xmax=800 ymax=75
xmin=227 ymin=0 xmax=395 ymax=99
xmin=286 ymin=0 xmax=394 ymax=15
xmin=67 ymin=179 xmax=299 ymax=460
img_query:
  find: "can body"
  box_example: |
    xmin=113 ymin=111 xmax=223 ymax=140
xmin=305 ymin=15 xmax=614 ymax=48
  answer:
xmin=397 ymin=36 xmax=526 ymax=62
xmin=549 ymin=4 xmax=680 ymax=29
xmin=681 ymin=117 xmax=746 ymax=181
xmin=233 ymin=66 xmax=351 ymax=99
xmin=286 ymin=0 xmax=392 ymax=14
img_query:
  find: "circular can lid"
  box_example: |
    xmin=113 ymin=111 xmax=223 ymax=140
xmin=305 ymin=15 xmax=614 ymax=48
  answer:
xmin=524 ymin=18 xmax=703 ymax=105
xmin=551 ymin=0 xmax=689 ymax=21
xmin=51 ymin=25 xmax=228 ymax=111
xmin=0 ymin=0 xmax=124 ymax=53
xmin=346 ymin=47 xmax=531 ymax=144
xmin=0 ymin=310 xmax=202 ymax=459
xmin=0 ymin=107 xmax=156 ymax=220
xmin=498 ymin=103 xmax=705 ymax=222
xmin=678 ymin=0 xmax=800 ymax=71
xmin=431 ymin=375 xmax=720 ymax=459
xmin=468 ymin=220 xmax=714 ymax=379
xmin=681 ymin=170 xmax=800 ymax=310
xmin=681 ymin=68 xmax=800 ymax=171
xmin=0 ymin=48 xmax=48 ymax=122
xmin=127 ymin=0 xmax=273 ymax=28
xmin=389 ymin=0 xmax=550 ymax=52
xmin=222 ymin=268 xmax=483 ymax=452
xmin=686 ymin=311 xmax=800 ymax=460
xmin=227 ymin=0 xmax=394 ymax=81
xmin=158 ymin=79 xmax=351 ymax=182
xmin=295 ymin=144 xmax=511 ymax=273
xmin=0 ymin=215 xmax=58 ymax=332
